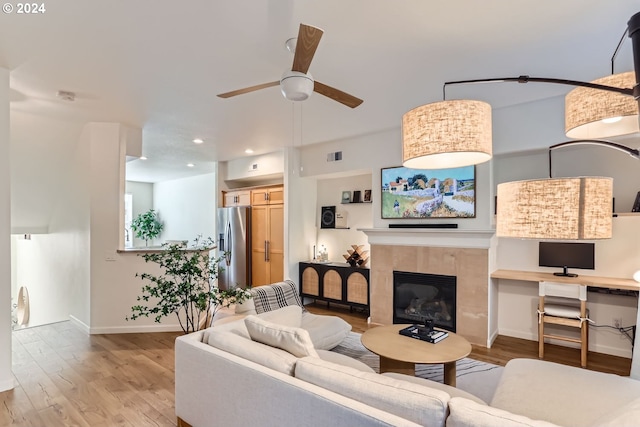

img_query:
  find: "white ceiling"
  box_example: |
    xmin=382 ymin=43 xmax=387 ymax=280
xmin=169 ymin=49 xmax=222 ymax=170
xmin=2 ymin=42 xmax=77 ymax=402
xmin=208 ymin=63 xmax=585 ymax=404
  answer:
xmin=2 ymin=0 xmax=639 ymax=183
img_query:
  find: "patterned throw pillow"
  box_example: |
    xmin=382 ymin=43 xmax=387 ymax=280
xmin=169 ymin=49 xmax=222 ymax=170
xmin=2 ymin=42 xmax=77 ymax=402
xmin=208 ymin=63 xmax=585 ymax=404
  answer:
xmin=251 ymin=280 xmax=307 ymax=314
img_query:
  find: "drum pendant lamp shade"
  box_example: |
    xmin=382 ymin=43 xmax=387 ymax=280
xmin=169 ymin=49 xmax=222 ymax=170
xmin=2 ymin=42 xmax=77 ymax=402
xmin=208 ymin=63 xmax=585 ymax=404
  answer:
xmin=496 ymin=177 xmax=613 ymax=240
xmin=402 ymin=100 xmax=492 ymax=169
xmin=565 ymin=71 xmax=639 ymax=139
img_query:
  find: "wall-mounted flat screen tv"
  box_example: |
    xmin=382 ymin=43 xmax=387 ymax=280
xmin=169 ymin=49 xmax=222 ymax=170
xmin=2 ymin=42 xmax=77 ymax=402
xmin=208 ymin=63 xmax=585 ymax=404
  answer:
xmin=381 ymin=165 xmax=475 ymax=219
xmin=539 ymin=242 xmax=595 ymax=277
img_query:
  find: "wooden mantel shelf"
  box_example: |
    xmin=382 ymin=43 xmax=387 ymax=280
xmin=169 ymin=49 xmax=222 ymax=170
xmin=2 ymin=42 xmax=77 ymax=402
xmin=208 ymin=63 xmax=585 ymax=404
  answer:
xmin=491 ymin=269 xmax=640 ymax=291
xmin=358 ymin=228 xmax=495 ymax=249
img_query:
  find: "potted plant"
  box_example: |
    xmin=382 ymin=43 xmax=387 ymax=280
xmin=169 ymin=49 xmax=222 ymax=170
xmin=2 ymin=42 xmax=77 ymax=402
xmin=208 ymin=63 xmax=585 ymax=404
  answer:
xmin=127 ymin=236 xmax=252 ymax=334
xmin=131 ymin=209 xmax=164 ymax=246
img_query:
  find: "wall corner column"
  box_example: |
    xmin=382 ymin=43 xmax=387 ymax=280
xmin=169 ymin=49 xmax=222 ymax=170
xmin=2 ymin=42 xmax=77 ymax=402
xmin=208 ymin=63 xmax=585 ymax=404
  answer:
xmin=0 ymin=67 xmax=14 ymax=392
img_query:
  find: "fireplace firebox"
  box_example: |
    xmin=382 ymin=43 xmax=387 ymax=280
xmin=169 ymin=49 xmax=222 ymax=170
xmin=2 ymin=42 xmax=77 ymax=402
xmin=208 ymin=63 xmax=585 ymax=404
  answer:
xmin=393 ymin=271 xmax=456 ymax=332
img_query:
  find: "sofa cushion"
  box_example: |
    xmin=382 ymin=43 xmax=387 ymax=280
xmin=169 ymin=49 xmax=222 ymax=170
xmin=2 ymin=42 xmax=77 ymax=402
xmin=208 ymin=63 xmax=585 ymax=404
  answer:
xmin=382 ymin=372 xmax=486 ymax=405
xmin=206 ymin=330 xmax=298 ymax=375
xmin=295 ymin=356 xmax=450 ymax=427
xmin=491 ymin=358 xmax=640 ymax=427
xmin=207 ymin=305 xmax=304 ymax=341
xmin=235 ymin=297 xmax=257 ymax=316
xmin=447 ymin=397 xmax=561 ymax=427
xmin=250 ymin=280 xmax=306 ymax=314
xmin=301 ymin=311 xmax=352 ymax=350
xmin=245 ymin=315 xmax=319 ymax=358
xmin=317 ymin=350 xmax=375 ymax=373
xmin=588 ymin=396 xmax=640 ymax=427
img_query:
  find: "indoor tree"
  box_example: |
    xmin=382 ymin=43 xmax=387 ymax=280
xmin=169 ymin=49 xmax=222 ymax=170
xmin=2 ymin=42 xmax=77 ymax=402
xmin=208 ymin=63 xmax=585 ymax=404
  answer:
xmin=131 ymin=209 xmax=164 ymax=246
xmin=127 ymin=236 xmax=252 ymax=333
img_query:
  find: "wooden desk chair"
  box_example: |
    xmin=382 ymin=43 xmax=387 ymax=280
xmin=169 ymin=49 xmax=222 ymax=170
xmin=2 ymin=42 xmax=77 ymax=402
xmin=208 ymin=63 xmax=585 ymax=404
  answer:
xmin=538 ymin=281 xmax=589 ymax=368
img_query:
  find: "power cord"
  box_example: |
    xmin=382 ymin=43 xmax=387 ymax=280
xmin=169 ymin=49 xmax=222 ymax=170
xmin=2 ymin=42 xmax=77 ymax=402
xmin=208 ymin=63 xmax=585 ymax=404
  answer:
xmin=591 ymin=323 xmax=636 ymax=345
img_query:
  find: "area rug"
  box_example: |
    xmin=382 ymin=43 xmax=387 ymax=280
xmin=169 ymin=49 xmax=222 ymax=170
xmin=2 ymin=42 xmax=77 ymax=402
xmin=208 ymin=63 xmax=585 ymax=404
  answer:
xmin=331 ymin=332 xmax=504 ymax=403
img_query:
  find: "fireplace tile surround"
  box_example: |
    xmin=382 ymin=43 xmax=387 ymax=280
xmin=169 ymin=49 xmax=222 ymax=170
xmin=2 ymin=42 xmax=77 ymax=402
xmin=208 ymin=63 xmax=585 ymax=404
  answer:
xmin=361 ymin=228 xmax=495 ymax=347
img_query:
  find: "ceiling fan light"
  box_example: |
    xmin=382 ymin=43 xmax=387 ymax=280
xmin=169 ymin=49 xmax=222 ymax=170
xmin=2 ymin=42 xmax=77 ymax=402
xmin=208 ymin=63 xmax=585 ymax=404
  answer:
xmin=565 ymin=71 xmax=639 ymax=138
xmin=280 ymin=71 xmax=314 ymax=101
xmin=402 ymin=100 xmax=492 ymax=169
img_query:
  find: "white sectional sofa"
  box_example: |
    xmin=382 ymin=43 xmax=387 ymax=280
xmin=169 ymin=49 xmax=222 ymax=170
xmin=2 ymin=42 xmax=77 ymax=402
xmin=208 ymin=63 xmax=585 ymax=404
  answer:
xmin=175 ymin=282 xmax=640 ymax=427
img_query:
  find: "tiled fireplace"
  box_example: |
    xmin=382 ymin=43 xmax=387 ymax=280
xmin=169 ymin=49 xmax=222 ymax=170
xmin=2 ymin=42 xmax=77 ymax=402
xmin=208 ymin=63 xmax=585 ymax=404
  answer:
xmin=361 ymin=228 xmax=495 ymax=347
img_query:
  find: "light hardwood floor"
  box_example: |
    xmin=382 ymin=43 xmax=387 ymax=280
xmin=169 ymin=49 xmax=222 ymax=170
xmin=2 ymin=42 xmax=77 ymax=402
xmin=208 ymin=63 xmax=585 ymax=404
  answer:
xmin=3 ymin=321 xmax=180 ymax=426
xmin=1 ymin=305 xmax=632 ymax=425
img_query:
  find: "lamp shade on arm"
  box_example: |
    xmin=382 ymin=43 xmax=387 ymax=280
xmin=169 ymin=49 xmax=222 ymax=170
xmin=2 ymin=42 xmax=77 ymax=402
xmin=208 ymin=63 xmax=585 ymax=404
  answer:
xmin=565 ymin=71 xmax=639 ymax=139
xmin=402 ymin=100 xmax=492 ymax=169
xmin=496 ymin=177 xmax=613 ymax=240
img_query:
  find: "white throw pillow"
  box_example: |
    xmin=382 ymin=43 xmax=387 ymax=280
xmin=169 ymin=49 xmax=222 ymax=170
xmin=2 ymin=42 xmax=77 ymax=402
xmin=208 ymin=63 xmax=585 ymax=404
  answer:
xmin=589 ymin=396 xmax=640 ymax=427
xmin=235 ymin=297 xmax=256 ymax=315
xmin=258 ymin=305 xmax=303 ymax=328
xmin=447 ymin=397 xmax=561 ymax=427
xmin=212 ymin=305 xmax=304 ymax=340
xmin=245 ymin=315 xmax=318 ymax=358
xmin=207 ymin=330 xmax=298 ymax=375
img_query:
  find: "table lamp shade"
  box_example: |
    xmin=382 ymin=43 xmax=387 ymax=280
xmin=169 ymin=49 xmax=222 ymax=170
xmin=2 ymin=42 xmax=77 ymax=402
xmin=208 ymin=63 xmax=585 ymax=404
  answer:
xmin=402 ymin=100 xmax=492 ymax=169
xmin=565 ymin=71 xmax=639 ymax=139
xmin=496 ymin=177 xmax=613 ymax=239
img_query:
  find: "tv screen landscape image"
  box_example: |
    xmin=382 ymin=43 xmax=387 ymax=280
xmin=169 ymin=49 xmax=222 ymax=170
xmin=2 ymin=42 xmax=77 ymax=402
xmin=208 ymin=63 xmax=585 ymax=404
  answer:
xmin=381 ymin=165 xmax=476 ymax=219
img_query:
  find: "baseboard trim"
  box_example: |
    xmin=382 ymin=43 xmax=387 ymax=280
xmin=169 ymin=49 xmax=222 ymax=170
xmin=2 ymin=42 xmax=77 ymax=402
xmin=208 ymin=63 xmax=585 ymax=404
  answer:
xmin=89 ymin=324 xmax=183 ymax=335
xmin=487 ymin=328 xmax=499 ymax=348
xmin=69 ymin=315 xmax=90 ymax=334
xmin=498 ymin=328 xmax=632 ymax=359
xmin=69 ymin=315 xmax=183 ymax=334
xmin=0 ymin=378 xmax=15 ymax=392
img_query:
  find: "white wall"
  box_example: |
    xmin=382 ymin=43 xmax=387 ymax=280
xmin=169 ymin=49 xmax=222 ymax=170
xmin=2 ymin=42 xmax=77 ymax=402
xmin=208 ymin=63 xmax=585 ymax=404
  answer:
xmin=86 ymin=123 xmax=183 ymax=333
xmin=298 ymin=128 xmax=494 ymax=231
xmin=8 ymin=117 xmax=92 ymax=332
xmin=224 ymin=150 xmax=284 ymax=184
xmin=284 ymin=147 xmax=317 ymax=281
xmin=125 ymin=181 xmax=153 ymax=248
xmin=0 ymin=67 xmax=13 ymax=392
xmin=316 ymin=173 xmax=373 ymax=264
xmin=153 ymin=172 xmax=217 ymax=244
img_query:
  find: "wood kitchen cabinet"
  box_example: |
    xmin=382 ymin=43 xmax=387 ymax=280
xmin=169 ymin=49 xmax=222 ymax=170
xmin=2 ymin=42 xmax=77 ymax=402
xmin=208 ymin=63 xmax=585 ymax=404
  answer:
xmin=223 ymin=190 xmax=251 ymax=207
xmin=251 ymin=203 xmax=284 ymax=286
xmin=251 ymin=186 xmax=284 ymax=206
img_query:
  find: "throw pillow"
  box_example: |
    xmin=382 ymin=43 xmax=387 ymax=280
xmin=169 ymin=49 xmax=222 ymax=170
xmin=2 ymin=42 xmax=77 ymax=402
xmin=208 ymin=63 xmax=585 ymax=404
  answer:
xmin=245 ymin=315 xmax=318 ymax=358
xmin=588 ymin=396 xmax=640 ymax=427
xmin=447 ymin=397 xmax=561 ymax=427
xmin=250 ymin=280 xmax=306 ymax=314
xmin=207 ymin=329 xmax=298 ymax=375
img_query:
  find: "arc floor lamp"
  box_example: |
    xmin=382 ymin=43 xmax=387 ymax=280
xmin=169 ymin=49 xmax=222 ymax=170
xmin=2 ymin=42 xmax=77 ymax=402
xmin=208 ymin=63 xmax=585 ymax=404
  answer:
xmin=402 ymin=10 xmax=640 ymax=240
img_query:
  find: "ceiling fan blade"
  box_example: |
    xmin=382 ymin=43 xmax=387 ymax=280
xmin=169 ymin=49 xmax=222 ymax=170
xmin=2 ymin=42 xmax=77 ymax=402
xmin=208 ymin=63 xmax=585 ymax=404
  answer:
xmin=314 ymin=81 xmax=363 ymax=108
xmin=217 ymin=81 xmax=280 ymax=98
xmin=291 ymin=24 xmax=323 ymax=74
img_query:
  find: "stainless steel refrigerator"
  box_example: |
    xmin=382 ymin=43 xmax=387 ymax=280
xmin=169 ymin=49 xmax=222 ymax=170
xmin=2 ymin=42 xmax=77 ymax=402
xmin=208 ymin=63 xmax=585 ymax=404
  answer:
xmin=216 ymin=206 xmax=251 ymax=290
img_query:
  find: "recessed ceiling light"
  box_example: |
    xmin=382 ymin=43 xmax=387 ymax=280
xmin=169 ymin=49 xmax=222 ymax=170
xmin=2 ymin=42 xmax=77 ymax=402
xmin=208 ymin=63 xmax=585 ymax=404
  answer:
xmin=140 ymin=156 xmax=148 ymax=160
xmin=187 ymin=163 xmax=195 ymax=168
xmin=193 ymin=138 xmax=204 ymax=144
xmin=245 ymin=149 xmax=254 ymax=154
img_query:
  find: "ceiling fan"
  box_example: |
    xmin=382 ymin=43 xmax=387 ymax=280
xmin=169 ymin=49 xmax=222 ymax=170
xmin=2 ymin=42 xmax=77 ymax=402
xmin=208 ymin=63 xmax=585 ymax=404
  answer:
xmin=217 ymin=24 xmax=363 ymax=108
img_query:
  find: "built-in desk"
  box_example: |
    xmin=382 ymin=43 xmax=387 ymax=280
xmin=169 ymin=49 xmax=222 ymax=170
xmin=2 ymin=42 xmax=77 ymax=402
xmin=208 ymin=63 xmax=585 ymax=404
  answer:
xmin=491 ymin=269 xmax=640 ymax=292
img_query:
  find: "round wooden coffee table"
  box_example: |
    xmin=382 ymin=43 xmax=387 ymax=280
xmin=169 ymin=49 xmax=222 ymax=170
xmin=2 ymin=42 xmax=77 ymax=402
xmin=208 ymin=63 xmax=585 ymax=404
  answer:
xmin=361 ymin=324 xmax=472 ymax=387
